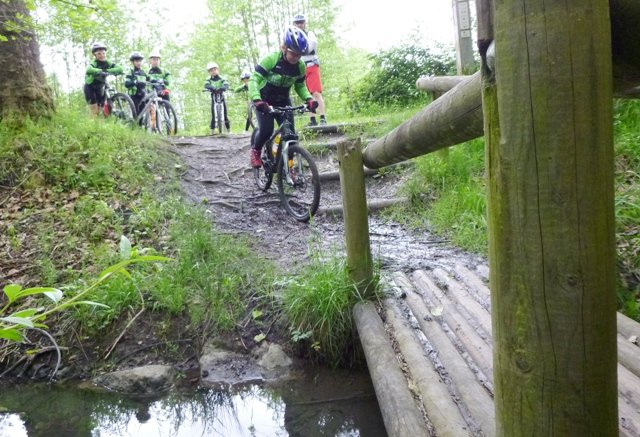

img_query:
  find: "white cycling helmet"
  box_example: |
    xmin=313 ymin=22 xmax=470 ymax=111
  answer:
xmin=240 ymin=71 xmax=251 ymax=79
xmin=91 ymin=41 xmax=107 ymax=53
xmin=206 ymin=62 xmax=219 ymax=71
xmin=149 ymin=50 xmax=161 ymax=58
xmin=292 ymin=13 xmax=306 ymax=23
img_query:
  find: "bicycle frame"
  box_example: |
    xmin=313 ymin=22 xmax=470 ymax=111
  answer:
xmin=263 ymin=105 xmax=305 ymax=181
xmin=253 ymin=103 xmax=320 ymax=221
xmin=137 ymin=82 xmax=165 ymax=128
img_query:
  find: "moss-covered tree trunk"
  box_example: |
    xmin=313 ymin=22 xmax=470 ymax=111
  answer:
xmin=482 ymin=0 xmax=618 ymax=435
xmin=0 ymin=0 xmax=54 ymax=120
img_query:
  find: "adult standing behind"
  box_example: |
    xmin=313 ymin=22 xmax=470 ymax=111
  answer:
xmin=248 ymin=26 xmax=318 ymax=168
xmin=235 ymin=71 xmax=254 ymax=131
xmin=83 ymin=41 xmax=123 ymax=117
xmin=292 ymin=13 xmax=327 ymax=126
xmin=147 ymin=50 xmax=172 ymax=101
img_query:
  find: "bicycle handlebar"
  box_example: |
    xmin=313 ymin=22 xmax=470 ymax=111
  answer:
xmin=269 ymin=104 xmax=308 ymax=115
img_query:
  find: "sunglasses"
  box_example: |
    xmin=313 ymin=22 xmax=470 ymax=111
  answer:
xmin=286 ymin=49 xmax=302 ymax=58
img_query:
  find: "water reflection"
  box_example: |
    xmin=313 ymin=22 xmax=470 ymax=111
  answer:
xmin=0 ymin=368 xmax=386 ymax=436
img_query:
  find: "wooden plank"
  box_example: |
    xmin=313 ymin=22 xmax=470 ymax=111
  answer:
xmin=453 ymin=263 xmax=491 ymax=304
xmin=394 ymin=273 xmax=496 ymax=436
xmin=410 ymin=270 xmax=493 ymax=383
xmin=352 ymin=302 xmax=429 ymax=436
xmin=430 ymin=268 xmax=493 ymax=335
xmin=618 ymin=312 xmax=640 ymax=339
xmin=619 ymin=333 xmax=640 ymax=378
xmin=383 ymin=298 xmax=473 ymax=437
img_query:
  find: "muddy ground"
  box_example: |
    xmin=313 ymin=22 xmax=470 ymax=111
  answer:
xmin=170 ymin=128 xmax=486 ymax=273
xmin=0 ymin=125 xmax=487 ymax=384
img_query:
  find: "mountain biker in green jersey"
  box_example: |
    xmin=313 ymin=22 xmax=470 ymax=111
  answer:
xmin=235 ymin=71 xmax=253 ymax=131
xmin=124 ymin=51 xmax=150 ymax=115
xmin=148 ymin=50 xmax=172 ymax=101
xmin=83 ymin=41 xmax=124 ymax=117
xmin=204 ymin=62 xmax=231 ymax=133
xmin=248 ymin=26 xmax=318 ymax=168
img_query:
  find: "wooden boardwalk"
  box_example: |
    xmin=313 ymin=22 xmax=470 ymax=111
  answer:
xmin=354 ymin=264 xmax=640 ymax=437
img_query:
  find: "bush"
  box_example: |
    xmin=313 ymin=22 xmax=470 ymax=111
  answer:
xmin=351 ymin=43 xmax=457 ymax=110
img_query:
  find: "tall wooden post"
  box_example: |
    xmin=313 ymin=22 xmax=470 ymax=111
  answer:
xmin=452 ymin=0 xmax=475 ymax=74
xmin=480 ymin=0 xmax=618 ymax=434
xmin=337 ymin=139 xmax=373 ymax=295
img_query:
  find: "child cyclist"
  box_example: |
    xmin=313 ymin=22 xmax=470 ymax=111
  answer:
xmin=248 ymin=26 xmax=318 ymax=168
xmin=148 ymin=50 xmax=172 ymax=101
xmin=204 ymin=62 xmax=231 ymax=134
xmin=124 ymin=51 xmax=149 ymax=115
xmin=234 ymin=71 xmax=253 ymax=131
xmin=83 ymin=41 xmax=124 ymax=116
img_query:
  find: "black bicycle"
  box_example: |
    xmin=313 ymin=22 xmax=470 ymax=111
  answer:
xmin=99 ymin=76 xmax=136 ymax=126
xmin=252 ymin=104 xmax=320 ymax=222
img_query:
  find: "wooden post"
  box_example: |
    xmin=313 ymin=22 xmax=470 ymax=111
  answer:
xmin=480 ymin=0 xmax=618 ymax=435
xmin=452 ymin=0 xmax=475 ymax=74
xmin=337 ymin=139 xmax=373 ymax=295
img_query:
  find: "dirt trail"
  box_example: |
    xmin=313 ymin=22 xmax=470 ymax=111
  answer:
xmin=169 ymin=130 xmax=487 ymax=274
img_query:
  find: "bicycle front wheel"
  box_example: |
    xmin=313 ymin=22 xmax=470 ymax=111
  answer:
xmin=110 ymin=93 xmax=136 ymax=126
xmin=277 ymin=144 xmax=320 ymax=222
xmin=159 ymin=100 xmax=178 ymax=135
xmin=216 ymin=103 xmax=224 ymax=134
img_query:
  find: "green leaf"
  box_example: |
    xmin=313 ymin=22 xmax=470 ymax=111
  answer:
xmin=0 ymin=316 xmax=34 ymax=328
xmin=73 ymin=301 xmax=110 ymax=308
xmin=0 ymin=328 xmax=23 ymax=342
xmin=254 ymin=333 xmax=266 ymax=343
xmin=120 ymin=235 xmax=132 ymax=260
xmin=251 ymin=309 xmax=263 ymax=320
xmin=3 ymin=284 xmax=22 ymax=303
xmin=9 ymin=309 xmax=38 ymax=318
xmin=15 ymin=287 xmax=63 ymax=303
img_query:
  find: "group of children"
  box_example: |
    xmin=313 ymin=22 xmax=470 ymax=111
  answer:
xmin=84 ymin=13 xmax=327 ymax=168
xmin=83 ymin=43 xmax=172 ymax=117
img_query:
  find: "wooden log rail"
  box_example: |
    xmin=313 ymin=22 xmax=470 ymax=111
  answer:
xmin=363 ymin=0 xmax=640 ymax=170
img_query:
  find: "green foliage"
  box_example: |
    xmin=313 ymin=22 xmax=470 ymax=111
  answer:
xmin=144 ymin=202 xmax=275 ymax=330
xmin=351 ymin=42 xmax=456 ymax=110
xmin=1 ymin=103 xmax=277 ymax=342
xmin=614 ymin=99 xmax=640 ymax=320
xmin=390 ymin=139 xmax=487 ymax=253
xmin=1 ymin=240 xmax=167 ymax=343
xmin=282 ymin=246 xmax=379 ymax=367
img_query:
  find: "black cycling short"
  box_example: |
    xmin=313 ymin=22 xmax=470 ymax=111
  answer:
xmin=83 ymin=83 xmax=106 ymax=105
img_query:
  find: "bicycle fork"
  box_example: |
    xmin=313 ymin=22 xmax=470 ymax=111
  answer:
xmin=281 ymin=140 xmax=297 ymax=185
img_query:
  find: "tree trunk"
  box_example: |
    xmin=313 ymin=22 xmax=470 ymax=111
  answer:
xmin=483 ymin=0 xmax=618 ymax=435
xmin=0 ymin=0 xmax=55 ymax=120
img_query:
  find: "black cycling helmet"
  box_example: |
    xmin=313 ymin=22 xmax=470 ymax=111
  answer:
xmin=282 ymin=26 xmax=308 ymax=55
xmin=91 ymin=41 xmax=107 ymax=53
xmin=129 ymin=51 xmax=144 ymax=61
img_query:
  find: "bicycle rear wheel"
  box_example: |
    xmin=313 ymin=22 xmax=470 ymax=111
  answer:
xmin=159 ymin=100 xmax=178 ymax=135
xmin=252 ymin=130 xmax=274 ymax=191
xmin=110 ymin=93 xmax=136 ymax=126
xmin=277 ymin=144 xmax=320 ymax=222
